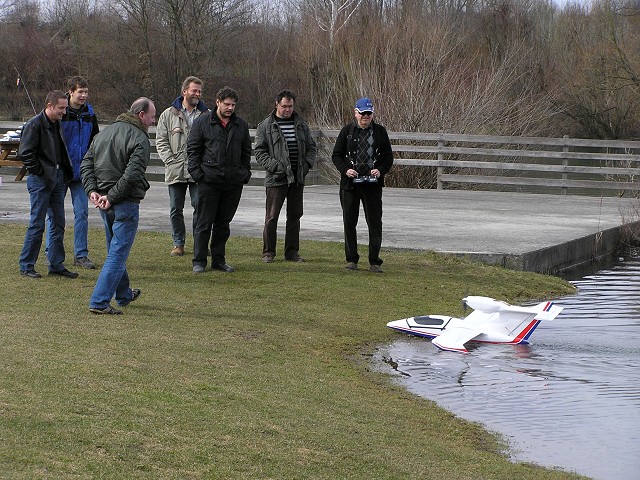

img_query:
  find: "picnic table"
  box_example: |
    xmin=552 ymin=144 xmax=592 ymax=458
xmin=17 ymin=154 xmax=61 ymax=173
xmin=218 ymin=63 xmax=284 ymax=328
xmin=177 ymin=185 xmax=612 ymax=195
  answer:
xmin=0 ymin=139 xmax=26 ymax=180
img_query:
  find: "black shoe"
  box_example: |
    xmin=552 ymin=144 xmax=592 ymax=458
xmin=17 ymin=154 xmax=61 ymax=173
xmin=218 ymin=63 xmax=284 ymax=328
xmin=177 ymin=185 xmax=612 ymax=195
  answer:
xmin=118 ymin=288 xmax=141 ymax=307
xmin=285 ymin=255 xmax=305 ymax=263
xmin=212 ymin=263 xmax=235 ymax=273
xmin=20 ymin=269 xmax=42 ymax=279
xmin=49 ymin=268 xmax=79 ymax=279
xmin=193 ymin=264 xmax=206 ymax=273
xmin=89 ymin=305 xmax=123 ymax=315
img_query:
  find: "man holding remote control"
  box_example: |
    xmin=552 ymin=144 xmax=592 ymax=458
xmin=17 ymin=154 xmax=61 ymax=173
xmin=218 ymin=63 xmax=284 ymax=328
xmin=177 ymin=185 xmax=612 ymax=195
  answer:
xmin=331 ymin=97 xmax=394 ymax=273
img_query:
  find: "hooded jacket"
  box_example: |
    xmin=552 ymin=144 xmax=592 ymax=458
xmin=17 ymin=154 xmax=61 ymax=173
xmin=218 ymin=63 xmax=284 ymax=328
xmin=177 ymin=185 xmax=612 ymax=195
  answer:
xmin=155 ymin=96 xmax=208 ymax=185
xmin=18 ymin=110 xmax=73 ymax=189
xmin=80 ymin=112 xmax=151 ymax=204
xmin=60 ymin=100 xmax=99 ymax=181
xmin=187 ymin=111 xmax=252 ymax=188
xmin=254 ymin=111 xmax=317 ymax=187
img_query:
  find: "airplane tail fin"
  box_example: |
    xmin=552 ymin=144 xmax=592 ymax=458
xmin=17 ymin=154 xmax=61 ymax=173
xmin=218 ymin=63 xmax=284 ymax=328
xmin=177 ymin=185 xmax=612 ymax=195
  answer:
xmin=533 ymin=301 xmax=563 ymax=321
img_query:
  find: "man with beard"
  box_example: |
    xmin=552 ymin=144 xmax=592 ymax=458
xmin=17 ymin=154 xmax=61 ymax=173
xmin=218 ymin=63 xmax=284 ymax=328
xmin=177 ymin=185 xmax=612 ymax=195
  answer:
xmin=156 ymin=76 xmax=208 ymax=257
xmin=187 ymin=86 xmax=252 ymax=273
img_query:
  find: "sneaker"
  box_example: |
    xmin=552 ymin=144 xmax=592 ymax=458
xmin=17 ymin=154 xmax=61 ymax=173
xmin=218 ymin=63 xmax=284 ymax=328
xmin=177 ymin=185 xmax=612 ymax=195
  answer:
xmin=118 ymin=288 xmax=141 ymax=307
xmin=369 ymin=264 xmax=384 ymax=274
xmin=212 ymin=263 xmax=235 ymax=273
xmin=193 ymin=264 xmax=206 ymax=273
xmin=171 ymin=246 xmax=184 ymax=257
xmin=345 ymin=262 xmax=358 ymax=270
xmin=285 ymin=255 xmax=305 ymax=263
xmin=74 ymin=256 xmax=96 ymax=269
xmin=20 ymin=269 xmax=42 ymax=279
xmin=90 ymin=305 xmax=123 ymax=315
xmin=49 ymin=268 xmax=79 ymax=279
xmin=262 ymin=254 xmax=274 ymax=263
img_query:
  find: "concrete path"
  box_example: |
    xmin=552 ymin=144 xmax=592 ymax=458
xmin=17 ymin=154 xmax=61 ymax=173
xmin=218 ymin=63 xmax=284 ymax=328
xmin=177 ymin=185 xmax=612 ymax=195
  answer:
xmin=1 ymin=177 xmax=639 ymax=272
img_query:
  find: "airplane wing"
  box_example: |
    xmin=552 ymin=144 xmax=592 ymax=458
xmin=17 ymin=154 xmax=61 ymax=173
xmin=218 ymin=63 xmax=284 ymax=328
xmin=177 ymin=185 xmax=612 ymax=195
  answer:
xmin=432 ymin=326 xmax=482 ymax=353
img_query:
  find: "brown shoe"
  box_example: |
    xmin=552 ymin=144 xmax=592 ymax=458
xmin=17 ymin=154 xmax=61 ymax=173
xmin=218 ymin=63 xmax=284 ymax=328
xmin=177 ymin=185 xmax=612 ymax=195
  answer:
xmin=345 ymin=262 xmax=358 ymax=270
xmin=369 ymin=264 xmax=384 ymax=273
xmin=262 ymin=254 xmax=274 ymax=263
xmin=171 ymin=246 xmax=184 ymax=256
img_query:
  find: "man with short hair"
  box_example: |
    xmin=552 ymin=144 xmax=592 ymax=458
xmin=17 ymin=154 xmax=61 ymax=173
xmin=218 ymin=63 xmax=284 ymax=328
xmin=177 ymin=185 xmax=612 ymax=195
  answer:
xmin=156 ymin=76 xmax=208 ymax=257
xmin=18 ymin=90 xmax=78 ymax=279
xmin=47 ymin=75 xmax=100 ymax=269
xmin=187 ymin=86 xmax=252 ymax=273
xmin=255 ymin=90 xmax=317 ymax=263
xmin=332 ymin=97 xmax=394 ymax=273
xmin=81 ymin=97 xmax=156 ymax=314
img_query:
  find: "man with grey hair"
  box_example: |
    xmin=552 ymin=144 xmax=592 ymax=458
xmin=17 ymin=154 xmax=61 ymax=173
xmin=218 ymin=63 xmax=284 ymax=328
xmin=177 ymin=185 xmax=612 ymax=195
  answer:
xmin=81 ymin=97 xmax=156 ymax=314
xmin=156 ymin=76 xmax=208 ymax=257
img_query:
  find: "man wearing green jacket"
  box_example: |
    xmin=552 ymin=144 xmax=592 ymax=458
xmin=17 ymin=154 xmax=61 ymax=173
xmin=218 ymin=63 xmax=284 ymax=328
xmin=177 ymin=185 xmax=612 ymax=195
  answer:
xmin=254 ymin=90 xmax=317 ymax=263
xmin=81 ymin=97 xmax=156 ymax=314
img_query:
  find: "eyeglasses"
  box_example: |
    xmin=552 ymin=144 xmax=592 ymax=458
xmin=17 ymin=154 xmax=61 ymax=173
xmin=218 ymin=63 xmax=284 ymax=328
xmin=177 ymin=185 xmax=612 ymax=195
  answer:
xmin=358 ymin=111 xmax=373 ymax=117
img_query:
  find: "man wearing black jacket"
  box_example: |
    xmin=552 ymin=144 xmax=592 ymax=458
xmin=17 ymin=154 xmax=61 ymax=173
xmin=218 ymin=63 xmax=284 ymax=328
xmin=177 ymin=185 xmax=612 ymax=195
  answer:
xmin=187 ymin=86 xmax=252 ymax=273
xmin=18 ymin=90 xmax=78 ymax=279
xmin=332 ymin=97 xmax=394 ymax=273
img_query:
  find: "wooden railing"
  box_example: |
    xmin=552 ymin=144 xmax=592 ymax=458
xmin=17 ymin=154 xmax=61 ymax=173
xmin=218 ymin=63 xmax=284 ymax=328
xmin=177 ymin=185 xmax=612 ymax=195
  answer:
xmin=313 ymin=130 xmax=640 ymax=195
xmin=2 ymin=122 xmax=640 ymax=195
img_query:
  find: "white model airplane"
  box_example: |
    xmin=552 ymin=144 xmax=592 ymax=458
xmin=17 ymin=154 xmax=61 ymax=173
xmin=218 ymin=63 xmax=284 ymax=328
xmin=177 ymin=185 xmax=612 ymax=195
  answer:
xmin=386 ymin=296 xmax=563 ymax=353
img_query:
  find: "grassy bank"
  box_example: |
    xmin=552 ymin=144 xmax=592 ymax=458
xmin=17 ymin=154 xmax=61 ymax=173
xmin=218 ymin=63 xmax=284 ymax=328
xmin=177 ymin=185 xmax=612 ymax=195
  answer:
xmin=0 ymin=223 xmax=582 ymax=479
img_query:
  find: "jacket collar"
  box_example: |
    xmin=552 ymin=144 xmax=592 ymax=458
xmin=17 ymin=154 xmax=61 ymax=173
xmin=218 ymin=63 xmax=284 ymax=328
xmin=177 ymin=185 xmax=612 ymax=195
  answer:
xmin=210 ymin=110 xmax=237 ymax=126
xmin=172 ymin=96 xmax=208 ymax=113
xmin=115 ymin=111 xmax=148 ymax=134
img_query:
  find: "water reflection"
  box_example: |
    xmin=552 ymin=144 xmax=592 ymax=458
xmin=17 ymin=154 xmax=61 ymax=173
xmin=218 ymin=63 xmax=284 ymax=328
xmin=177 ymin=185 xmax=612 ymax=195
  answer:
xmin=375 ymin=256 xmax=640 ymax=480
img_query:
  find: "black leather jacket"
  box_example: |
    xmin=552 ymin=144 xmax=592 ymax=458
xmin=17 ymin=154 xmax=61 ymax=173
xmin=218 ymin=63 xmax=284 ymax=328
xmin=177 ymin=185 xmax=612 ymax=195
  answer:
xmin=187 ymin=111 xmax=252 ymax=188
xmin=18 ymin=110 xmax=73 ymax=188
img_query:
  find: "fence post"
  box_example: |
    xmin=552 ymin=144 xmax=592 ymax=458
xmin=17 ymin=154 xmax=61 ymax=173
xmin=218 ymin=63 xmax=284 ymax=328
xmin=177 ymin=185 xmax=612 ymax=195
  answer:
xmin=562 ymin=134 xmax=569 ymax=195
xmin=437 ymin=130 xmax=444 ymax=190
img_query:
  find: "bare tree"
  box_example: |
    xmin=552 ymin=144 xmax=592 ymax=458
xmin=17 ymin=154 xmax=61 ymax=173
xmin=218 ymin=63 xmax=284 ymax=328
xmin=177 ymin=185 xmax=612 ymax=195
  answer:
xmin=307 ymin=0 xmax=363 ymax=46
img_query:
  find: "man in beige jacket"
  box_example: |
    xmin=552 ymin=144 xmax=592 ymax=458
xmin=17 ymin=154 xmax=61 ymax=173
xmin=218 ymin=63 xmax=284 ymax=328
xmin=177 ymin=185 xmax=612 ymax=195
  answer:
xmin=156 ymin=76 xmax=209 ymax=256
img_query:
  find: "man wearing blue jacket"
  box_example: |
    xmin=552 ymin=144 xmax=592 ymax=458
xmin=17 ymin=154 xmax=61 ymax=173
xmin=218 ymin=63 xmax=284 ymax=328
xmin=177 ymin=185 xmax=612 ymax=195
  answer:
xmin=47 ymin=76 xmax=100 ymax=269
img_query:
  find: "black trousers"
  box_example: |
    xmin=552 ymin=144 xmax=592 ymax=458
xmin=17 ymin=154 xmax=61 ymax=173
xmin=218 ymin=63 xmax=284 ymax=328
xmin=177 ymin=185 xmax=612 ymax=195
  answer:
xmin=193 ymin=182 xmax=243 ymax=267
xmin=262 ymin=183 xmax=304 ymax=259
xmin=339 ymin=184 xmax=383 ymax=266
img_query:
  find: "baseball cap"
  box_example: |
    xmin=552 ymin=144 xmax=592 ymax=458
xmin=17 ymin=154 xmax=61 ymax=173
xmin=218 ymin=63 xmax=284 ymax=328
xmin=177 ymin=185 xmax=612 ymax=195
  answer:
xmin=355 ymin=97 xmax=374 ymax=113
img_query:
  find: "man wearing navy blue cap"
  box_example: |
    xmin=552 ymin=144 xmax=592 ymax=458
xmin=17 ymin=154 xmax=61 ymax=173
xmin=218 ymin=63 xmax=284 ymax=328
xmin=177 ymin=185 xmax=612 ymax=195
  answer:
xmin=331 ymin=97 xmax=394 ymax=273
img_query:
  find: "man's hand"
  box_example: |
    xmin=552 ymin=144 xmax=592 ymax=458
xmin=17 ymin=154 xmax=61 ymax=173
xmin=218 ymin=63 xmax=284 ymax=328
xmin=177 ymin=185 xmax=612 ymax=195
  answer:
xmin=97 ymin=195 xmax=111 ymax=210
xmin=89 ymin=191 xmax=101 ymax=207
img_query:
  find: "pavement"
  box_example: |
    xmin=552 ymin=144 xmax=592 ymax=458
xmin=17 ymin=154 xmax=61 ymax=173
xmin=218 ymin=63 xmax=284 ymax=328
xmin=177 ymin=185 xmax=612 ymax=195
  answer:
xmin=1 ymin=176 xmax=639 ymax=273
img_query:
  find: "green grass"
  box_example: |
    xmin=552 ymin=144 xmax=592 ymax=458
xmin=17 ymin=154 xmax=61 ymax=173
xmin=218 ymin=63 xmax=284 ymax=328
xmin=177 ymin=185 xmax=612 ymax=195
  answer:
xmin=0 ymin=223 xmax=583 ymax=479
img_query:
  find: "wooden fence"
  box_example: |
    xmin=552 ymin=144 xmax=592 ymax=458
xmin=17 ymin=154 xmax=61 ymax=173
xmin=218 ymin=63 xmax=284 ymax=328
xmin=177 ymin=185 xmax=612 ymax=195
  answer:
xmin=2 ymin=122 xmax=640 ymax=195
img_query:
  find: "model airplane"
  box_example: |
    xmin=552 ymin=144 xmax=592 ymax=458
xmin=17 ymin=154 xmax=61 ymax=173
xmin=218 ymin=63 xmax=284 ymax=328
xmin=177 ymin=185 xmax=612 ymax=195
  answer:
xmin=386 ymin=296 xmax=563 ymax=353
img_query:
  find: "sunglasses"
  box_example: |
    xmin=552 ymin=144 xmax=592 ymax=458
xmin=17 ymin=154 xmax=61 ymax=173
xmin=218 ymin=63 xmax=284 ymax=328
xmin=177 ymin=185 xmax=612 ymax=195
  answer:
xmin=358 ymin=111 xmax=373 ymax=117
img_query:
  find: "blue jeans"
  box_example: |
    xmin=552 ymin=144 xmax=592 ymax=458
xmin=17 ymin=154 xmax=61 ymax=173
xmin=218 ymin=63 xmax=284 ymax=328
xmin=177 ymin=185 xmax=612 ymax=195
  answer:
xmin=89 ymin=202 xmax=139 ymax=309
xmin=168 ymin=182 xmax=197 ymax=247
xmin=46 ymin=179 xmax=89 ymax=258
xmin=19 ymin=170 xmax=67 ymax=273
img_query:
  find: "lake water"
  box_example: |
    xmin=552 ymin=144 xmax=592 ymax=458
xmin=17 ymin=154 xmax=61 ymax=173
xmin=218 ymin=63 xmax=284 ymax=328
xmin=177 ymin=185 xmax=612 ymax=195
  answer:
xmin=374 ymin=256 xmax=640 ymax=480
